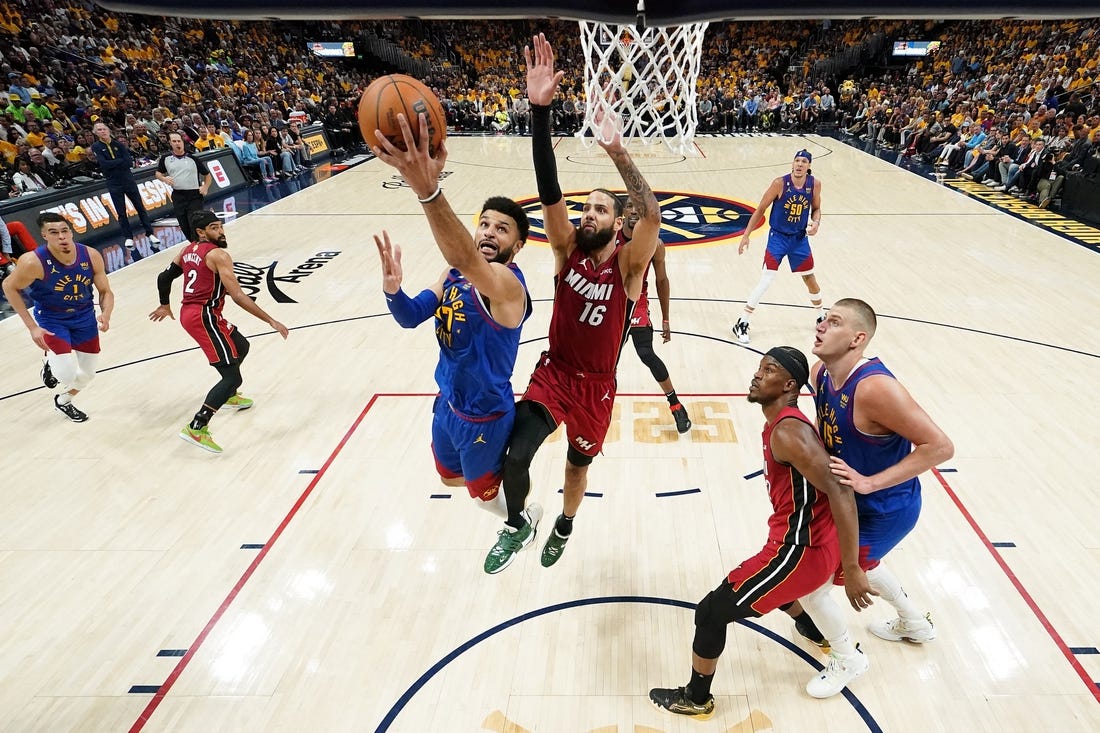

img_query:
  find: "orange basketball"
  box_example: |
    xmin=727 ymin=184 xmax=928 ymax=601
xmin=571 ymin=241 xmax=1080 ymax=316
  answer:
xmin=358 ymin=74 xmax=447 ymax=155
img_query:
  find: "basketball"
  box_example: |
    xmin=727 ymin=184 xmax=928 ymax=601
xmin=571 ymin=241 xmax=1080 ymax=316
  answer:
xmin=358 ymin=74 xmax=447 ymax=155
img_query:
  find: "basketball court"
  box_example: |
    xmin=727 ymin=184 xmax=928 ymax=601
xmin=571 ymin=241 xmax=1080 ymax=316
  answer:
xmin=2 ymin=129 xmax=1098 ymax=731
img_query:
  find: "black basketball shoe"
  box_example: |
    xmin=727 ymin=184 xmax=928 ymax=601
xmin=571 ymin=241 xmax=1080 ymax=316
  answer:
xmin=54 ymin=395 xmax=88 ymax=422
xmin=41 ymin=359 xmax=58 ymax=388
xmin=671 ymin=403 xmax=692 ymax=434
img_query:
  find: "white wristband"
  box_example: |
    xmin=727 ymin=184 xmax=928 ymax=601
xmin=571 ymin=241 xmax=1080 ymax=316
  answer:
xmin=417 ymin=185 xmax=442 ymax=204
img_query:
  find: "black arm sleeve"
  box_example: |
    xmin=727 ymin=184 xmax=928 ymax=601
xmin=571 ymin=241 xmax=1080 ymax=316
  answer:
xmin=157 ymin=262 xmax=184 ymax=305
xmin=531 ymin=104 xmax=562 ymax=206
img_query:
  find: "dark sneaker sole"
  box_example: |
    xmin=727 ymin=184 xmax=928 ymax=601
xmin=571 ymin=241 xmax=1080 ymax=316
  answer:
xmin=55 ymin=408 xmax=89 ymax=423
xmin=649 ymin=700 xmax=714 ymax=720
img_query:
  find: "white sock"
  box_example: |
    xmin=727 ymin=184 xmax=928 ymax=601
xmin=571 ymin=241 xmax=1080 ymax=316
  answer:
xmin=475 ymin=489 xmax=509 ymax=519
xmin=56 ymin=392 xmax=73 ymax=405
xmin=800 ymin=583 xmax=857 ymax=656
xmin=867 ymin=564 xmax=924 ymax=621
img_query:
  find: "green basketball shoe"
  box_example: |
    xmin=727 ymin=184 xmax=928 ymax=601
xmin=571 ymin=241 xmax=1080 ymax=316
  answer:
xmin=224 ymin=393 xmax=254 ymax=410
xmin=541 ymin=517 xmax=572 ymax=567
xmin=179 ymin=425 xmax=223 ymax=453
xmin=483 ymin=503 xmax=542 ymax=574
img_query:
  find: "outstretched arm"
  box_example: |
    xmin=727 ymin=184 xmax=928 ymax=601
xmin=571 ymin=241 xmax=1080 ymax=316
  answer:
xmin=371 ymin=114 xmax=527 ymax=319
xmin=526 ymin=33 xmax=573 ymax=261
xmin=375 ymin=230 xmax=443 ymax=329
xmin=600 ymin=125 xmax=659 ymax=287
xmin=209 ymin=249 xmax=289 ymax=338
xmin=739 ymin=177 xmax=781 ymax=254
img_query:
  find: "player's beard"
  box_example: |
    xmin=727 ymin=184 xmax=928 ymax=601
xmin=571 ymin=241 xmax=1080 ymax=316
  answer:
xmin=214 ymin=234 xmax=228 ymax=248
xmin=575 ymin=224 xmax=615 ymax=254
xmin=478 ymin=240 xmax=513 ymax=265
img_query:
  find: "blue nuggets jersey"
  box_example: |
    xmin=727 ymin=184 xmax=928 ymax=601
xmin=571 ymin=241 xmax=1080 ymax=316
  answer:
xmin=814 ymin=358 xmax=920 ymax=517
xmin=27 ymin=244 xmax=96 ymax=319
xmin=434 ymin=264 xmax=532 ymax=417
xmin=769 ymin=174 xmax=815 ymax=234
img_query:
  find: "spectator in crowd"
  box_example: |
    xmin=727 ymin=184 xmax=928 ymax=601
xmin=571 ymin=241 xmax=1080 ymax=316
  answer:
xmin=195 ymin=123 xmax=225 ymax=151
xmin=12 ymin=156 xmax=47 ymax=195
xmin=237 ymin=129 xmax=277 ymax=183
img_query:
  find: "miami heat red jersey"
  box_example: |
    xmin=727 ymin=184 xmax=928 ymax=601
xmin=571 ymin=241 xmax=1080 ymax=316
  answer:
xmin=180 ymin=241 xmax=226 ymax=310
xmin=761 ymin=406 xmax=838 ymax=548
xmin=548 ymin=244 xmax=633 ymax=374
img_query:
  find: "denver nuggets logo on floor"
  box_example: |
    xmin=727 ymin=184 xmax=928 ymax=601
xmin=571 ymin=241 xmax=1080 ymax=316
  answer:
xmin=517 ymin=190 xmax=758 ymax=248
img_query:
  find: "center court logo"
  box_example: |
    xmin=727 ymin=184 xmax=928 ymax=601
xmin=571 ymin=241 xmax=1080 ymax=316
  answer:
xmin=516 ymin=190 xmax=758 ymax=248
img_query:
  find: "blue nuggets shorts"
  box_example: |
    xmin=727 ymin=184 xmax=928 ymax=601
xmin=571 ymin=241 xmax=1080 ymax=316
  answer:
xmin=834 ymin=494 xmax=922 ymax=584
xmin=431 ymin=396 xmax=515 ymax=501
xmin=763 ymin=229 xmax=815 ymax=273
xmin=35 ymin=309 xmax=101 ymax=353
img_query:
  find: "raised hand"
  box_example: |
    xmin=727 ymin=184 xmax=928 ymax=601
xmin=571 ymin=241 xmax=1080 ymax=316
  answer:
xmin=374 ymin=230 xmax=404 ymax=295
xmin=370 ymin=112 xmax=447 ymax=201
xmin=524 ymin=33 xmax=565 ymax=107
xmin=593 ymin=102 xmax=624 ymax=151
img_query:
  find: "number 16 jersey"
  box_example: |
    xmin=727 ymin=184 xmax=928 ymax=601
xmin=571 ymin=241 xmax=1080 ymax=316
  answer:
xmin=547 ymin=245 xmax=633 ymax=375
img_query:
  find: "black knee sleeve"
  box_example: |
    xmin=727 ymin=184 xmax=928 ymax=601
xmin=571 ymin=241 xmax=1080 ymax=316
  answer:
xmin=502 ymin=401 xmax=557 ymax=513
xmin=692 ymin=588 xmax=729 ymax=659
xmin=630 ymin=328 xmax=669 ymax=382
xmin=692 ymin=580 xmax=758 ymax=659
xmin=566 ymin=444 xmax=594 ymax=467
xmin=205 ymin=362 xmax=244 ymax=409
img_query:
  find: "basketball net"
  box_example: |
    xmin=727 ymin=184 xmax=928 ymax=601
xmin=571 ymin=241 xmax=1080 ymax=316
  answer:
xmin=578 ymin=19 xmax=709 ymax=156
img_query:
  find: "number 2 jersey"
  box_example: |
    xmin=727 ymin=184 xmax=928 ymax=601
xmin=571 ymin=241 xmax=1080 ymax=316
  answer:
xmin=434 ymin=264 xmax=532 ymax=417
xmin=547 ymin=244 xmax=634 ymax=374
xmin=180 ymin=241 xmax=226 ymax=310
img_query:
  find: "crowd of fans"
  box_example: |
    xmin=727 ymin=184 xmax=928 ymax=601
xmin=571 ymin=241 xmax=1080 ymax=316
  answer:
xmin=1 ymin=3 xmax=1098 ymax=213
